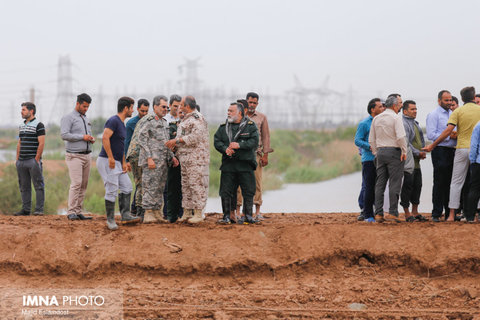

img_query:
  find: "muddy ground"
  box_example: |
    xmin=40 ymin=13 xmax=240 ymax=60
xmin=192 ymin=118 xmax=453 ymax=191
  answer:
xmin=0 ymin=212 xmax=480 ymax=319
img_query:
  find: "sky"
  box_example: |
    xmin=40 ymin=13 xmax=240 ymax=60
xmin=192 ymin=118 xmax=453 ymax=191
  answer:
xmin=1 ymin=0 xmax=479 ymax=126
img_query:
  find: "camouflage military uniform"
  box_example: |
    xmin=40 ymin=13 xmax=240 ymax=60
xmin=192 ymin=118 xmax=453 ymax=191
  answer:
xmin=138 ymin=114 xmax=174 ymax=210
xmin=176 ymin=110 xmax=210 ymax=210
xmin=126 ymin=115 xmax=150 ymax=208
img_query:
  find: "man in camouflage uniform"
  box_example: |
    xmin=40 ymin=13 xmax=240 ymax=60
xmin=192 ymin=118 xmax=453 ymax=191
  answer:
xmin=166 ymin=96 xmax=209 ymax=223
xmin=126 ymin=112 xmax=151 ymax=219
xmin=214 ymin=102 xmax=259 ymax=224
xmin=125 ymin=99 xmax=149 ymax=217
xmin=137 ymin=95 xmax=179 ymax=223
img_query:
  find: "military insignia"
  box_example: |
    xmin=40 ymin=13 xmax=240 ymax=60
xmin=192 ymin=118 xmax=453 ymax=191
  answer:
xmin=193 ymin=113 xmax=199 ymax=119
xmin=248 ymin=121 xmax=253 ymax=124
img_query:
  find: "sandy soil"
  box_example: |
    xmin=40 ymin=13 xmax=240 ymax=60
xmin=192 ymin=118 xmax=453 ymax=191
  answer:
xmin=1 ymin=212 xmax=480 ymax=319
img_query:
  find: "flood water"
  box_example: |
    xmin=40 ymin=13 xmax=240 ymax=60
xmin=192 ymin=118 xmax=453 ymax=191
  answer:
xmin=205 ymin=158 xmax=434 ymax=213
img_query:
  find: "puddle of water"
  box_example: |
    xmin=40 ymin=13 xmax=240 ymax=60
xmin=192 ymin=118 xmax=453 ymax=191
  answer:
xmin=206 ymin=158 xmax=434 ymax=213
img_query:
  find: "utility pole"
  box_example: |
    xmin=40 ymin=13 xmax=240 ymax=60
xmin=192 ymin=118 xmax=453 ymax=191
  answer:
xmin=10 ymin=101 xmax=16 ymax=126
xmin=96 ymin=85 xmax=105 ymax=119
xmin=29 ymin=87 xmax=35 ymax=103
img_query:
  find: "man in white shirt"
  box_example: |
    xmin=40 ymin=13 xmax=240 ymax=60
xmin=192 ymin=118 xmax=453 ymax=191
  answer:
xmin=163 ymin=94 xmax=182 ymax=124
xmin=369 ymin=94 xmax=407 ymax=222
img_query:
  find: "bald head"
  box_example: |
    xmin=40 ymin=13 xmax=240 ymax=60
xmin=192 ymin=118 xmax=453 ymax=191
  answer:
xmin=180 ymin=95 xmax=197 ymax=114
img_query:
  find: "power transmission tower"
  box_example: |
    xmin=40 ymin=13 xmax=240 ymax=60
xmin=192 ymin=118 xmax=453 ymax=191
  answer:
xmin=50 ymin=55 xmax=74 ymax=124
xmin=178 ymin=57 xmax=201 ymax=96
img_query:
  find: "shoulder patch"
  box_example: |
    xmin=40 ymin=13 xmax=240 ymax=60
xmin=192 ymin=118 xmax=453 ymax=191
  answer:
xmin=146 ymin=115 xmax=155 ymax=121
xmin=193 ymin=113 xmax=199 ymax=119
xmin=248 ymin=121 xmax=253 ymax=125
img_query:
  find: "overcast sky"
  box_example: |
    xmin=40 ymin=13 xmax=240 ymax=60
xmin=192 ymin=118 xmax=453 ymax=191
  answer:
xmin=1 ymin=0 xmax=479 ymax=126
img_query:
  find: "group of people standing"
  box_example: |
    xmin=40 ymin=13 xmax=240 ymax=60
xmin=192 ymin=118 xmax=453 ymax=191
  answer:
xmin=13 ymin=91 xmax=272 ymax=230
xmin=355 ymin=86 xmax=480 ymax=223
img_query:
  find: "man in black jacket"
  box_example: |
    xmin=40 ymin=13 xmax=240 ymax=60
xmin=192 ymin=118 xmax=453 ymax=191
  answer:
xmin=214 ymin=102 xmax=259 ymax=224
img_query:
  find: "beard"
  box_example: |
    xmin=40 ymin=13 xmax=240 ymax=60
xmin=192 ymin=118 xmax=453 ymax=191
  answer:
xmin=227 ymin=116 xmax=235 ymax=123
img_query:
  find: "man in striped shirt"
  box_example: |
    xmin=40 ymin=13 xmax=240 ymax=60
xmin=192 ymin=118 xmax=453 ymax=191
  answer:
xmin=15 ymin=102 xmax=46 ymax=216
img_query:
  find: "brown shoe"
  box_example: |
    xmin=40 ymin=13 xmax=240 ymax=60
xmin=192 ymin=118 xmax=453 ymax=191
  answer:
xmin=375 ymin=214 xmax=385 ymax=223
xmin=385 ymin=213 xmax=401 ymax=222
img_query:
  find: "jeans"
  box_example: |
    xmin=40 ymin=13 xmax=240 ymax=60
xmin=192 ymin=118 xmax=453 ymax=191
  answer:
xmin=361 ymin=161 xmax=375 ymax=219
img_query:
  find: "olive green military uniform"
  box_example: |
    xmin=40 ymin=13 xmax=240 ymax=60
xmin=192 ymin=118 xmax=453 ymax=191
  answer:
xmin=167 ymin=121 xmax=183 ymax=222
xmin=214 ymin=118 xmax=259 ymax=219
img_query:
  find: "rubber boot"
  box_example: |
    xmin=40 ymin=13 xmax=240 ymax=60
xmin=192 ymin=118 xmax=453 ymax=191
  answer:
xmin=177 ymin=208 xmax=193 ymax=222
xmin=118 ymin=193 xmax=141 ymax=225
xmin=218 ymin=197 xmax=232 ymax=224
xmin=143 ymin=209 xmax=157 ymax=224
xmin=188 ymin=209 xmax=204 ymax=224
xmin=243 ymin=197 xmax=256 ymax=224
xmin=105 ymin=199 xmax=118 ymax=230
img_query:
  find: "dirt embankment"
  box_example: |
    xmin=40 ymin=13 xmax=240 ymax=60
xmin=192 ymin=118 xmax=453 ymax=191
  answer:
xmin=1 ymin=213 xmax=480 ymax=319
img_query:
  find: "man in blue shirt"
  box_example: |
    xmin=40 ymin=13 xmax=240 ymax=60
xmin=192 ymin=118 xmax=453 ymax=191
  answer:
xmin=125 ymin=99 xmax=149 ymax=156
xmin=354 ymin=98 xmax=385 ymax=222
xmin=97 ymin=97 xmax=141 ymax=230
xmin=125 ymin=99 xmax=149 ymax=216
xmin=466 ymin=120 xmax=480 ymax=221
xmin=425 ymin=90 xmax=456 ymax=222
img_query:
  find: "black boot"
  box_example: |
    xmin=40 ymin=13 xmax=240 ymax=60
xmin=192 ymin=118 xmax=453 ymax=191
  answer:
xmin=105 ymin=199 xmax=118 ymax=230
xmin=14 ymin=209 xmax=30 ymax=216
xmin=118 ymin=193 xmax=141 ymax=225
xmin=218 ymin=197 xmax=232 ymax=224
xmin=243 ymin=197 xmax=255 ymax=224
xmin=357 ymin=209 xmax=365 ymax=221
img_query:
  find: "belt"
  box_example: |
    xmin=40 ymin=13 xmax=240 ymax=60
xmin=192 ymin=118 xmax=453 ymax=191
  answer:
xmin=378 ymin=147 xmax=400 ymax=151
xmin=68 ymin=151 xmax=91 ymax=154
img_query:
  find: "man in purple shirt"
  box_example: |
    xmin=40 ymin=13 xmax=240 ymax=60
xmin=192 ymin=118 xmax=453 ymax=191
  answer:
xmin=425 ymin=90 xmax=456 ymax=221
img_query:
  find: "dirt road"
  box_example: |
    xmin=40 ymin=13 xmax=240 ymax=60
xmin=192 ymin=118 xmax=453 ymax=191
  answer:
xmin=0 ymin=213 xmax=479 ymax=319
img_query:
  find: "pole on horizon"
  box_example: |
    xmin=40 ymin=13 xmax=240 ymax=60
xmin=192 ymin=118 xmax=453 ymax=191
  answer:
xmin=29 ymin=87 xmax=35 ymax=104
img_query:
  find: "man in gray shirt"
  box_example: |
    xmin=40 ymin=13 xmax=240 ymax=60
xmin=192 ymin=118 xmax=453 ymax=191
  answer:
xmin=60 ymin=93 xmax=95 ymax=221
